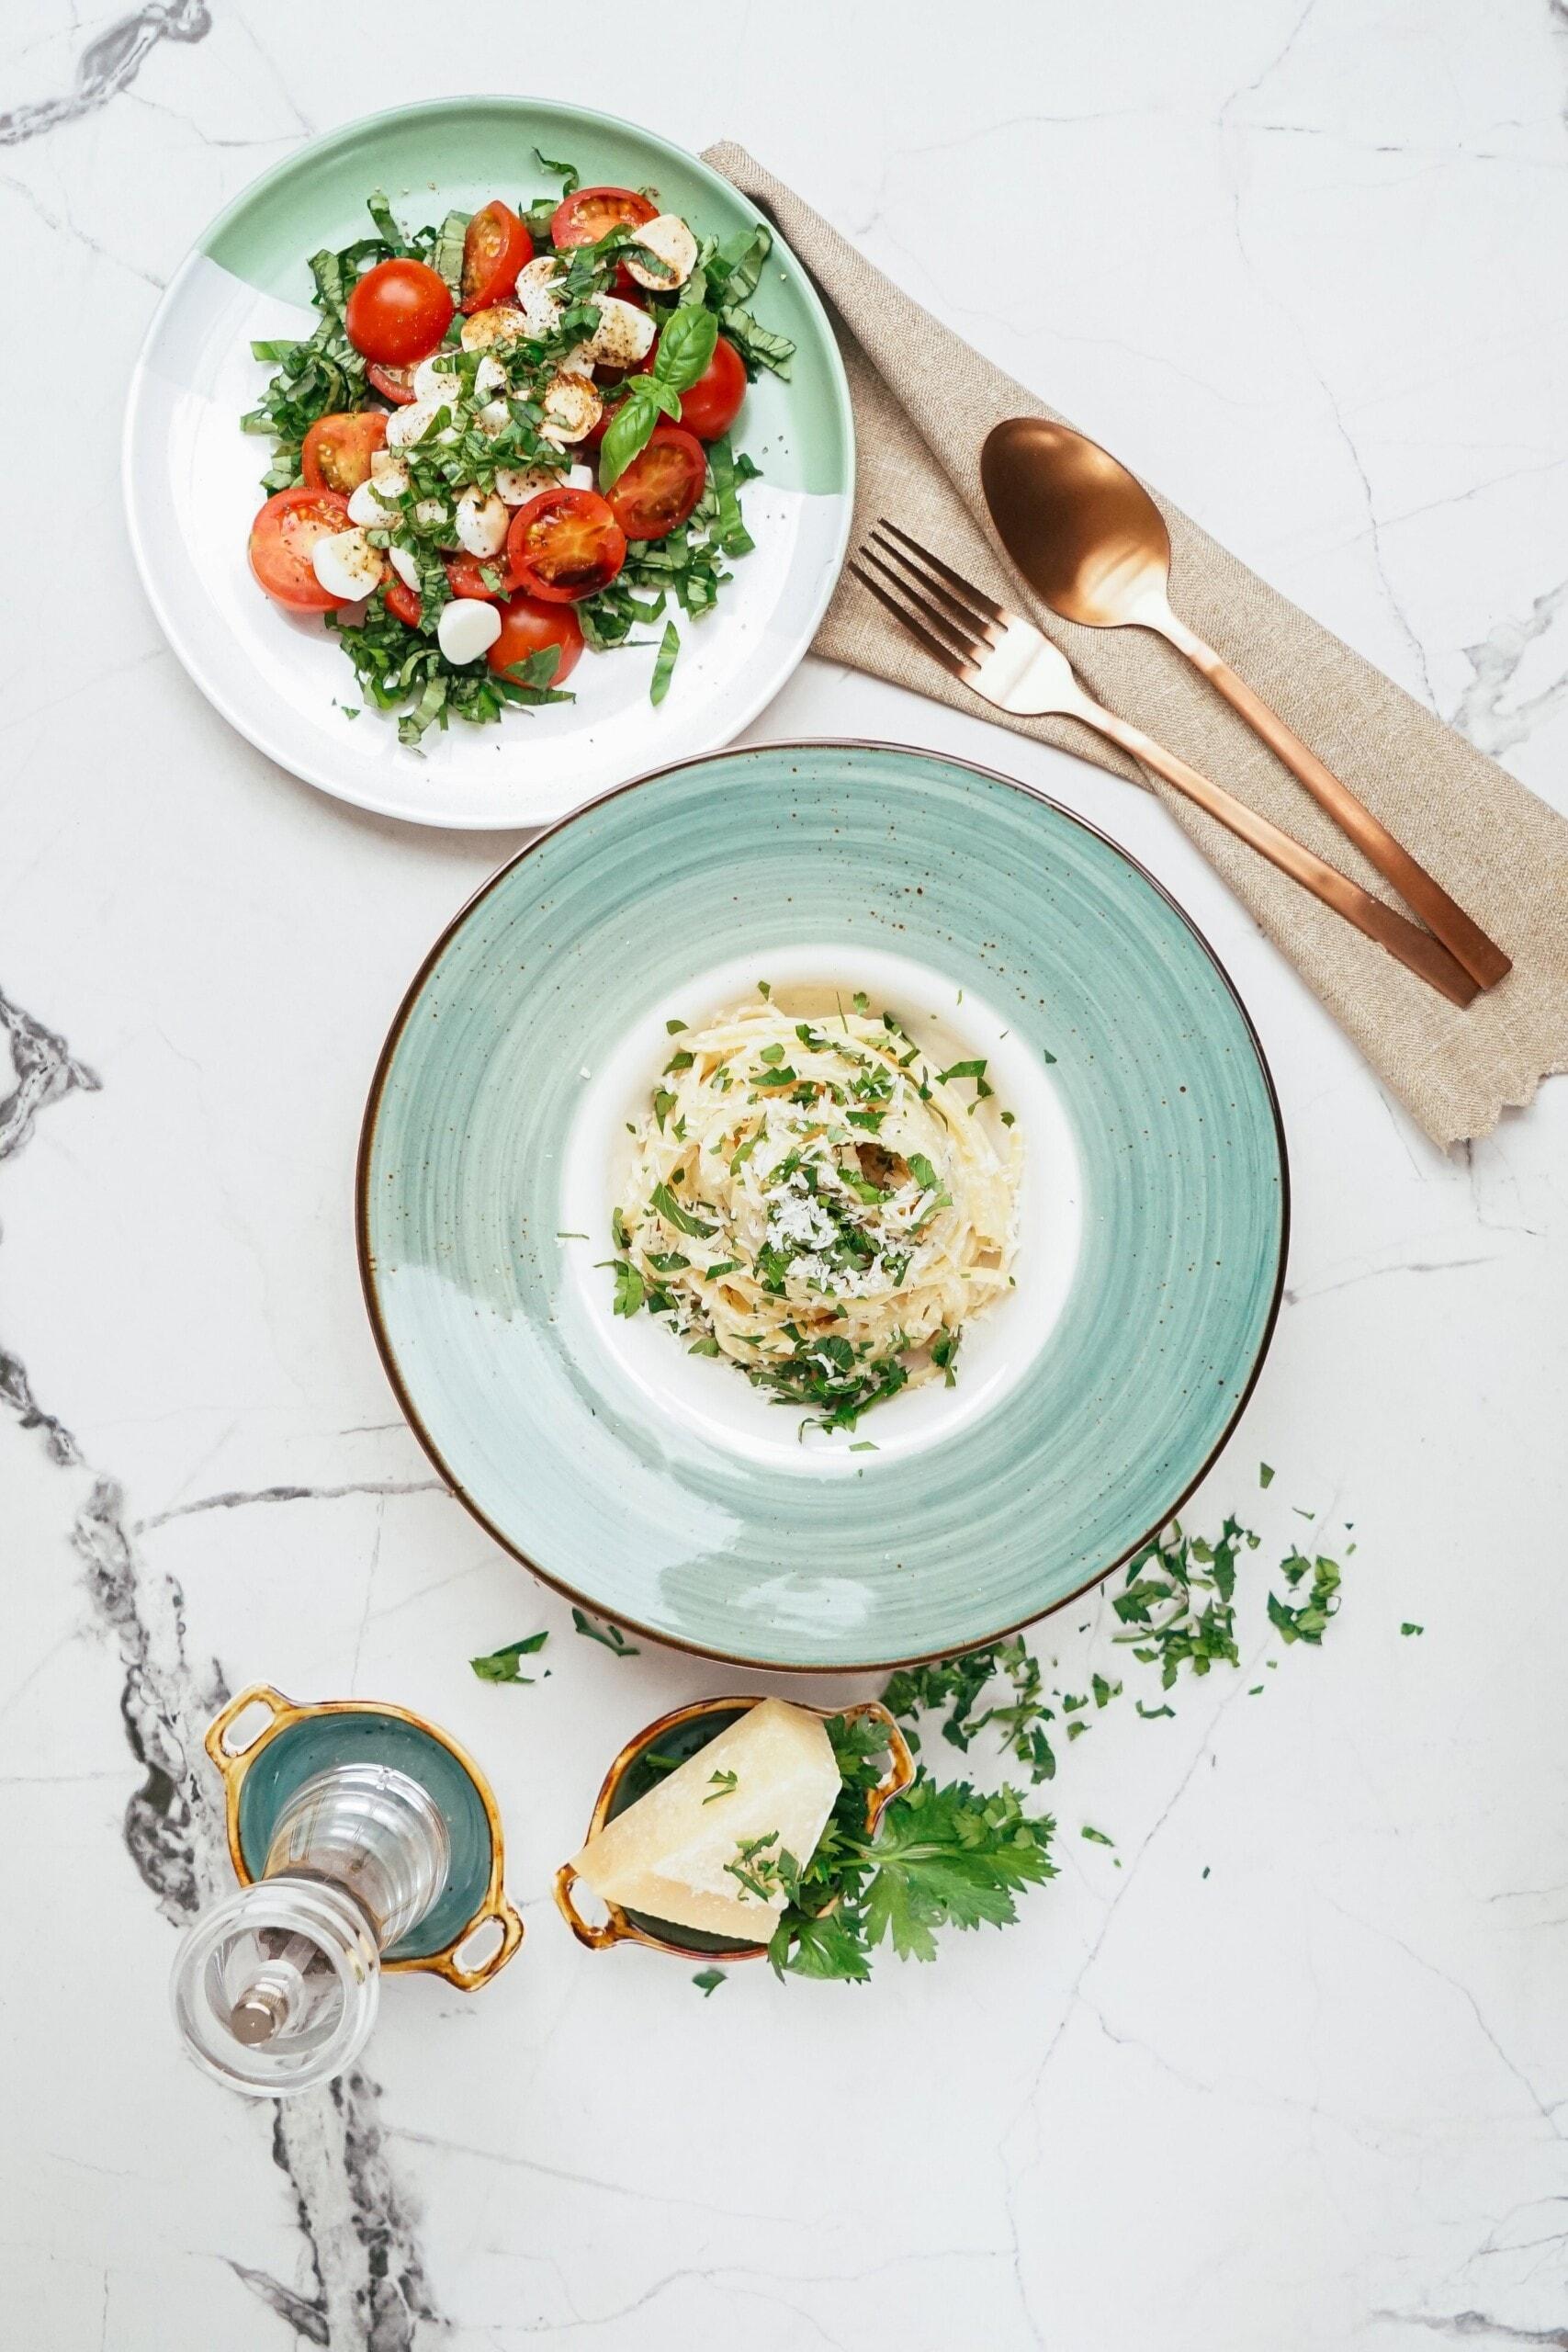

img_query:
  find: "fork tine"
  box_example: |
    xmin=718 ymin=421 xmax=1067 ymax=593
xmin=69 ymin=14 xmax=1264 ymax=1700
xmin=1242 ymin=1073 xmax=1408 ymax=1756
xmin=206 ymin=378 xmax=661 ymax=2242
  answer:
xmin=850 ymin=562 xmax=975 ymax=683
xmin=857 ymin=547 xmax=985 ymax=662
xmin=875 ymin=518 xmax=1008 ymax=624
xmin=868 ymin=532 xmax=1004 ymax=650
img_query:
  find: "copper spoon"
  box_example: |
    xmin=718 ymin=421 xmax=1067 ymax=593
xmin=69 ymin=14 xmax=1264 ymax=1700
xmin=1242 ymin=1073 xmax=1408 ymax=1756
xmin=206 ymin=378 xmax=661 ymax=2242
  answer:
xmin=980 ymin=416 xmax=1510 ymax=992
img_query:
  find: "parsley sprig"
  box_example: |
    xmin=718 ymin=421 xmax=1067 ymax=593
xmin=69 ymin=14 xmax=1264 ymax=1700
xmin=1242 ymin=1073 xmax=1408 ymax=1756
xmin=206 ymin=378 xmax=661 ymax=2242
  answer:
xmin=767 ymin=1715 xmax=1055 ymax=1982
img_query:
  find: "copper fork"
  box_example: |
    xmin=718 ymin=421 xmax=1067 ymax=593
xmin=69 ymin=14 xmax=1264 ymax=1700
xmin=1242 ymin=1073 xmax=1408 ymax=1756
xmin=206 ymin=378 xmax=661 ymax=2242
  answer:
xmin=853 ymin=521 xmax=1479 ymax=1009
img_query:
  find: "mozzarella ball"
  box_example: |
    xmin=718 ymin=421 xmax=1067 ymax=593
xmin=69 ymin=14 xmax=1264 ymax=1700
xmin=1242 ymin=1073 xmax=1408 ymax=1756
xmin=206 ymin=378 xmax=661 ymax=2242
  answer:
xmin=385 ymin=398 xmax=457 ymax=451
xmin=461 ymin=304 xmax=526 ymax=351
xmin=580 ymin=295 xmax=657 ymax=369
xmin=437 ymin=598 xmax=503 ymax=665
xmin=515 ymin=255 xmax=567 ymax=335
xmin=494 ymin=461 xmax=564 ymax=506
xmin=622 ymin=213 xmax=699 ymax=291
xmin=539 ymin=370 xmax=603 ymax=445
xmin=310 ymin=526 xmax=385 ymax=601
xmin=455 ymin=489 xmax=509 ymax=559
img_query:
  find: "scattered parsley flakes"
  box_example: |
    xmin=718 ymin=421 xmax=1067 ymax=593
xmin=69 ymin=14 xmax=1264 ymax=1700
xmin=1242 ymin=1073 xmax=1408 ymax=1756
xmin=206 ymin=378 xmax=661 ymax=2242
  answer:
xmin=693 ymin=1967 xmax=727 ymax=1996
xmin=1080 ymin=1825 xmax=1115 ymax=1847
xmin=570 ymin=1607 xmax=639 ymax=1657
xmin=469 ymin=1631 xmax=549 ymax=1684
xmin=1401 ymin=1622 xmax=1425 ymax=1637
xmin=703 ymin=1770 xmax=739 ymax=1804
xmin=1258 ymin=1461 xmax=1276 ymax=1487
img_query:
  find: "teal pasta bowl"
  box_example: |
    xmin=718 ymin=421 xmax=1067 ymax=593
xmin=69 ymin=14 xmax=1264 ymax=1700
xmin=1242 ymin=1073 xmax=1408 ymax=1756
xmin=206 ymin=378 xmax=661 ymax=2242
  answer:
xmin=358 ymin=741 xmax=1287 ymax=1669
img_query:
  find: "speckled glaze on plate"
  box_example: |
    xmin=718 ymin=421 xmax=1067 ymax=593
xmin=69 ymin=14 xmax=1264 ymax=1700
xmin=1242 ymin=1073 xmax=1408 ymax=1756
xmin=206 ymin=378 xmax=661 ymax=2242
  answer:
xmin=358 ymin=741 xmax=1288 ymax=1670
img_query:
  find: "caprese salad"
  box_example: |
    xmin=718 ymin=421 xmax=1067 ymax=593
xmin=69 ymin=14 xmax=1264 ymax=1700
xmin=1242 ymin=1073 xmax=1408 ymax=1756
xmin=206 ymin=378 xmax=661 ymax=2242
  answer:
xmin=243 ymin=159 xmax=794 ymax=746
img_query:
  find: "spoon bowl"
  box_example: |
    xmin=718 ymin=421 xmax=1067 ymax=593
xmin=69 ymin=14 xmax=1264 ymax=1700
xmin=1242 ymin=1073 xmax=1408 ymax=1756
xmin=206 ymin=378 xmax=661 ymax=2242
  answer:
xmin=978 ymin=413 xmax=1510 ymax=993
xmin=980 ymin=415 xmax=1175 ymax=629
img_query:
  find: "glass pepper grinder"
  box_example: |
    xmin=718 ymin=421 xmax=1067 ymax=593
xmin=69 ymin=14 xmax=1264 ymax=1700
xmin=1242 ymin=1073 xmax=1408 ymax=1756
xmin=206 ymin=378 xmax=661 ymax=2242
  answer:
xmin=171 ymin=1761 xmax=450 ymax=2097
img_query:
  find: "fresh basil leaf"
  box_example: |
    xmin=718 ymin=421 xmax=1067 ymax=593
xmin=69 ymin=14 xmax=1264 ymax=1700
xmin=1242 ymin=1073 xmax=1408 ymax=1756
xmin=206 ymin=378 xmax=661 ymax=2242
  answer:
xmin=533 ymin=147 xmax=581 ymax=196
xmin=430 ymin=207 xmax=471 ymax=297
xmin=707 ymin=222 xmax=771 ymax=304
xmin=652 ymin=302 xmax=719 ymax=393
xmin=717 ymin=303 xmax=795 ymax=379
xmin=649 ymin=619 xmax=681 ymax=707
xmin=705 ymin=435 xmax=755 ymax=557
xmin=598 ymin=382 xmax=662 ymax=487
xmin=366 ymin=189 xmax=410 ymax=254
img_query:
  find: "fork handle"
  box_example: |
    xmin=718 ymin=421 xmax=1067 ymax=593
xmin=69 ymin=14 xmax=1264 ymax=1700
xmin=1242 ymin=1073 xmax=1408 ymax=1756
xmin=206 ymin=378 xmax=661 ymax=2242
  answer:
xmin=1157 ymin=612 xmax=1510 ymax=990
xmin=1089 ymin=707 xmax=1480 ymax=1008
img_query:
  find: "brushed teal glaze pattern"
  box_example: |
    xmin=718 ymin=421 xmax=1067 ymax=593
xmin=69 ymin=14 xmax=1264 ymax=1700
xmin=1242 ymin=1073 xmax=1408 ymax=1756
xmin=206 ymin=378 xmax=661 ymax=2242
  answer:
xmin=234 ymin=1710 xmax=494 ymax=1961
xmin=361 ymin=744 xmax=1287 ymax=1670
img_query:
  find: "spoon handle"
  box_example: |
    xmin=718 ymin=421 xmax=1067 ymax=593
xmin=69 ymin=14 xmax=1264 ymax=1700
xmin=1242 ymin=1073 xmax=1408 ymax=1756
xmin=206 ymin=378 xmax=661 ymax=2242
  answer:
xmin=1157 ymin=612 xmax=1510 ymax=990
xmin=1081 ymin=701 xmax=1480 ymax=1008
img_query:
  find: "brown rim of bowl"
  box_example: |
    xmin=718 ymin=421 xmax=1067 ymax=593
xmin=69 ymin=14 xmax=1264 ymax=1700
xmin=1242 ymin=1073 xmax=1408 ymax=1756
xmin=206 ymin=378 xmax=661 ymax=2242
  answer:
xmin=355 ymin=735 xmax=1291 ymax=1675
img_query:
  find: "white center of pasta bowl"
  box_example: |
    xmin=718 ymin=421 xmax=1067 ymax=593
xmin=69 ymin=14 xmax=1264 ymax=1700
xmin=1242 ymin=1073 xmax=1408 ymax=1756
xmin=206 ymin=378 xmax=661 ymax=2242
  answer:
xmin=558 ymin=944 xmax=1081 ymax=1473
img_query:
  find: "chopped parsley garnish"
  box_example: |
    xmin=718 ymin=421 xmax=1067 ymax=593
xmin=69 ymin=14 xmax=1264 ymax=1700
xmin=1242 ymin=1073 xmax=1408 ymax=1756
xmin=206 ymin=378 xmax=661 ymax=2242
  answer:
xmin=767 ymin=1714 xmax=1055 ymax=1981
xmin=693 ymin=1967 xmax=727 ymax=1996
xmin=469 ymin=1630 xmax=549 ymax=1684
xmin=570 ymin=1608 xmax=639 ymax=1657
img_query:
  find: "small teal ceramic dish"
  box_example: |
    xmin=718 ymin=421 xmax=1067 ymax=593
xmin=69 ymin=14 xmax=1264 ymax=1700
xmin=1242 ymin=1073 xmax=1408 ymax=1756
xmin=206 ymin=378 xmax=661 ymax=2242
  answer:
xmin=209 ymin=1685 xmax=523 ymax=1984
xmin=358 ymin=741 xmax=1287 ymax=1670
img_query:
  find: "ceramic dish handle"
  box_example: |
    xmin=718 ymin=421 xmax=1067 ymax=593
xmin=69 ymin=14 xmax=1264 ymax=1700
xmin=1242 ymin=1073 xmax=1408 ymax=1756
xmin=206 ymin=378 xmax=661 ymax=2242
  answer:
xmin=850 ymin=1702 xmax=916 ymax=1833
xmin=205 ymin=1683 xmax=294 ymax=1775
xmin=553 ymin=1861 xmax=623 ymax=1951
xmin=430 ymin=1893 xmax=526 ymax=1990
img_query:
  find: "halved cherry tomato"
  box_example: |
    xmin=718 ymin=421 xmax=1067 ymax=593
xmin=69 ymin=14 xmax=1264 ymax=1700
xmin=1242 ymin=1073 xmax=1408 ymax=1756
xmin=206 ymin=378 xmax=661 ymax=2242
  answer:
xmin=446 ymin=551 xmax=515 ymax=601
xmin=551 ymin=185 xmax=658 ymax=298
xmin=301 ymin=410 xmax=388 ymax=495
xmin=461 ymin=200 xmax=533 ymax=313
xmin=367 ymin=359 xmax=417 ymax=405
xmin=248 ymin=486 xmax=353 ymax=610
xmin=604 ymin=424 xmax=707 ymax=542
xmin=345 ymin=258 xmax=453 ymax=365
xmin=384 ymin=576 xmax=423 ymax=628
xmin=637 ymin=331 xmax=747 ymax=443
xmin=506 ymin=487 xmax=626 ymax=602
xmin=673 ymin=333 xmax=748 ymax=441
xmin=487 ymin=591 xmax=584 ymax=685
xmin=550 ymin=185 xmax=657 ymax=249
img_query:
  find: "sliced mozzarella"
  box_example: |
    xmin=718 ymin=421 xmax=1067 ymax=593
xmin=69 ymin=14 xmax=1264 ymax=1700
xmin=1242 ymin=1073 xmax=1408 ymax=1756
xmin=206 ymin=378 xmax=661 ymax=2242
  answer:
xmin=310 ymin=526 xmax=385 ymax=602
xmin=473 ymin=353 xmax=506 ymax=401
xmin=570 ymin=1701 xmax=841 ymax=1941
xmin=385 ymin=398 xmax=458 ymax=451
xmin=347 ymin=477 xmax=398 ymax=526
xmin=494 ymin=461 xmax=563 ymax=506
xmin=515 ymin=254 xmax=567 ymax=335
xmin=461 ymin=303 xmax=525 ymax=352
xmin=539 ymin=369 xmax=603 ymax=445
xmin=387 ymin=544 xmax=422 ymax=593
xmin=369 ymin=450 xmax=410 ymax=493
xmin=436 ymin=597 xmax=503 ymax=665
xmin=567 ymin=462 xmax=596 ymax=492
xmin=455 ymin=489 xmax=508 ymax=559
xmin=412 ymin=351 xmax=465 ymax=404
xmin=580 ymin=295 xmax=657 ymax=369
xmin=413 ymin=499 xmax=456 ymax=544
xmin=622 ymin=212 xmax=699 ymax=291
xmin=474 ymin=399 xmax=513 ymax=439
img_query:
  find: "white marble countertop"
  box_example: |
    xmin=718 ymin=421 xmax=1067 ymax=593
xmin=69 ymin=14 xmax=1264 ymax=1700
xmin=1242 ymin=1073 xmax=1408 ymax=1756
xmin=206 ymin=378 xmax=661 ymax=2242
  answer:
xmin=4 ymin=4 xmax=1567 ymax=2346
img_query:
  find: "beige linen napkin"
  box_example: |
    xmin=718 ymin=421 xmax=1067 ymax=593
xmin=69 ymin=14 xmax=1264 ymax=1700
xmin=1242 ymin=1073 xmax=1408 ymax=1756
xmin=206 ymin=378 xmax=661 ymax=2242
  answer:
xmin=705 ymin=142 xmax=1568 ymax=1148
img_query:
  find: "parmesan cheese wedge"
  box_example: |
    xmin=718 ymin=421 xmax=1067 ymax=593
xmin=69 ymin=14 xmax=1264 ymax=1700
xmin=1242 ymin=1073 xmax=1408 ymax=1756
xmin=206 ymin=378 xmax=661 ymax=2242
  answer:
xmin=570 ymin=1699 xmax=841 ymax=1941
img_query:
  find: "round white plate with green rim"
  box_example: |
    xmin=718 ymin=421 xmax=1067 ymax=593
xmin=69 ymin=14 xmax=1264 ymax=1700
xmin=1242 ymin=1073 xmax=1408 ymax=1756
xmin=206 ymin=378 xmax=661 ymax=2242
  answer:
xmin=358 ymin=741 xmax=1289 ymax=1672
xmin=122 ymin=98 xmax=853 ymax=831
